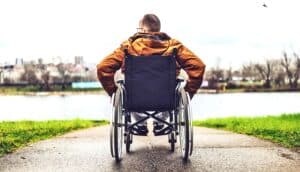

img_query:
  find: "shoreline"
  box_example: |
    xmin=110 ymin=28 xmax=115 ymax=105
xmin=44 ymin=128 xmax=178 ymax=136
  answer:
xmin=1 ymin=88 xmax=300 ymax=96
xmin=0 ymin=90 xmax=106 ymax=96
xmin=197 ymin=88 xmax=300 ymax=94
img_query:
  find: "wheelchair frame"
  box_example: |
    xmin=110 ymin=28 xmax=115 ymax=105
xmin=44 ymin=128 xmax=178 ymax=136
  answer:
xmin=110 ymin=79 xmax=193 ymax=162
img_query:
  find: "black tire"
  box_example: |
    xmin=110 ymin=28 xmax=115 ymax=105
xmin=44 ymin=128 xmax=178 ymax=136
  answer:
xmin=110 ymin=124 xmax=114 ymax=157
xmin=169 ymin=132 xmax=175 ymax=152
xmin=178 ymin=90 xmax=190 ymax=161
xmin=126 ymin=133 xmax=132 ymax=153
xmin=110 ymin=94 xmax=115 ymax=158
xmin=113 ymin=89 xmax=124 ymax=162
xmin=187 ymin=93 xmax=193 ymax=156
xmin=190 ymin=123 xmax=193 ymax=156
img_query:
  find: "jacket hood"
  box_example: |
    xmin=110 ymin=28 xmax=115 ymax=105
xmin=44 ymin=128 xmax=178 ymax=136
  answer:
xmin=128 ymin=32 xmax=172 ymax=55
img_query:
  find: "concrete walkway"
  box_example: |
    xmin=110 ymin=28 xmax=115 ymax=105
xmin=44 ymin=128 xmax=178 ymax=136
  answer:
xmin=0 ymin=126 xmax=299 ymax=172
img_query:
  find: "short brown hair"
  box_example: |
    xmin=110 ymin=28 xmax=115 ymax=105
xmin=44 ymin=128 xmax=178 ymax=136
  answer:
xmin=141 ymin=14 xmax=161 ymax=32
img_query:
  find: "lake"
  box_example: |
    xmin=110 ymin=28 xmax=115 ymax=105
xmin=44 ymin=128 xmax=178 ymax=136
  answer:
xmin=0 ymin=92 xmax=300 ymax=121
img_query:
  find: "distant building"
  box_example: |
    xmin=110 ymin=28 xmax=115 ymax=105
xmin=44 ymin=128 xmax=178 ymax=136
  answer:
xmin=38 ymin=58 xmax=43 ymax=65
xmin=1 ymin=64 xmax=24 ymax=84
xmin=75 ymin=56 xmax=84 ymax=65
xmin=15 ymin=58 xmax=24 ymax=65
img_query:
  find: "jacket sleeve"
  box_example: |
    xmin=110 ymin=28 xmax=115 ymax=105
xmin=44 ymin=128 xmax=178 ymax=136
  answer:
xmin=96 ymin=44 xmax=126 ymax=96
xmin=175 ymin=41 xmax=206 ymax=98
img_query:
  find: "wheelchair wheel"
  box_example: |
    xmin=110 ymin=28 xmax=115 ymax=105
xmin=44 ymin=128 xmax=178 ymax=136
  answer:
xmin=178 ymin=90 xmax=192 ymax=161
xmin=110 ymin=94 xmax=115 ymax=157
xmin=110 ymin=89 xmax=124 ymax=162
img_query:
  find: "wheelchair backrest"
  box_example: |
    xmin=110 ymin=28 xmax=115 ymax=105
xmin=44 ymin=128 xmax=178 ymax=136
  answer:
xmin=124 ymin=49 xmax=177 ymax=112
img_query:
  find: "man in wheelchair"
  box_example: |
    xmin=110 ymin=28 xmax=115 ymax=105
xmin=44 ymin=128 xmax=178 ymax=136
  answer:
xmin=97 ymin=14 xmax=205 ymax=161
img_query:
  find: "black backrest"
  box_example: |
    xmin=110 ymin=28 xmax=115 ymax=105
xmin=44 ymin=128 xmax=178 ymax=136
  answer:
xmin=124 ymin=50 xmax=177 ymax=112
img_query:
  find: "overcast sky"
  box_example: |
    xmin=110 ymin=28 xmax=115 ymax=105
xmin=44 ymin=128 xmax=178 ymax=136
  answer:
xmin=0 ymin=0 xmax=299 ymax=69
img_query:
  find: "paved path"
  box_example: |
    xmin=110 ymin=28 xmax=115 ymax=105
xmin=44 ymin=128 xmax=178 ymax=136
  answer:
xmin=0 ymin=126 xmax=299 ymax=172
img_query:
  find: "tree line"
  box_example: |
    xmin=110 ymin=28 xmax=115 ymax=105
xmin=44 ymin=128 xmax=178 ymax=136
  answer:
xmin=205 ymin=51 xmax=300 ymax=90
xmin=1 ymin=63 xmax=97 ymax=91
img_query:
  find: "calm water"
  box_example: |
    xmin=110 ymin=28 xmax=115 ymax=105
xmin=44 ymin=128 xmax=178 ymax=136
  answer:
xmin=0 ymin=93 xmax=300 ymax=121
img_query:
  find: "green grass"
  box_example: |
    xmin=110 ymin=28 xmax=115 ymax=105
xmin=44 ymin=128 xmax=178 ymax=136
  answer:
xmin=193 ymin=114 xmax=300 ymax=149
xmin=0 ymin=119 xmax=109 ymax=157
xmin=0 ymin=87 xmax=104 ymax=96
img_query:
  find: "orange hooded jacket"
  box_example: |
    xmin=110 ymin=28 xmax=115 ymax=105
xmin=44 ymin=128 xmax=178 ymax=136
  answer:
xmin=97 ymin=32 xmax=206 ymax=98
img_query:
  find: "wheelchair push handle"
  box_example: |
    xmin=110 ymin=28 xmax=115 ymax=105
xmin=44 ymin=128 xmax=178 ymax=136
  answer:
xmin=176 ymin=78 xmax=184 ymax=82
xmin=116 ymin=80 xmax=124 ymax=84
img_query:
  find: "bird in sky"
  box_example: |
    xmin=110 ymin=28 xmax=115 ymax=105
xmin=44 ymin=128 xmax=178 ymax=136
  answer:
xmin=262 ymin=3 xmax=268 ymax=8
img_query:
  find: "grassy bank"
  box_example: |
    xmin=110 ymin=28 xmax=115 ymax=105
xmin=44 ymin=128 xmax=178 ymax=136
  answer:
xmin=0 ymin=86 xmax=103 ymax=92
xmin=193 ymin=114 xmax=300 ymax=149
xmin=0 ymin=86 xmax=104 ymax=95
xmin=227 ymin=88 xmax=300 ymax=93
xmin=0 ymin=119 xmax=109 ymax=157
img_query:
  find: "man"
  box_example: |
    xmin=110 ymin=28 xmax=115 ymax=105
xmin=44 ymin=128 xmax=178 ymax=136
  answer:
xmin=97 ymin=14 xmax=205 ymax=133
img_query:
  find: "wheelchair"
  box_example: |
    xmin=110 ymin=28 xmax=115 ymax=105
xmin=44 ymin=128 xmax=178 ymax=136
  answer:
xmin=110 ymin=49 xmax=193 ymax=162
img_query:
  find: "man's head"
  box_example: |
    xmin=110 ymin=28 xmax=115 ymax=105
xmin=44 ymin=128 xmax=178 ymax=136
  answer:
xmin=139 ymin=14 xmax=161 ymax=33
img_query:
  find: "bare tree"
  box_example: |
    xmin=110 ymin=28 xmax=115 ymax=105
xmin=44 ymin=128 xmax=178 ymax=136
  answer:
xmin=281 ymin=51 xmax=300 ymax=88
xmin=271 ymin=59 xmax=285 ymax=88
xmin=57 ymin=63 xmax=71 ymax=90
xmin=255 ymin=60 xmax=275 ymax=88
xmin=20 ymin=64 xmax=38 ymax=84
xmin=293 ymin=52 xmax=300 ymax=88
xmin=241 ymin=63 xmax=257 ymax=81
xmin=224 ymin=67 xmax=233 ymax=82
xmin=212 ymin=68 xmax=224 ymax=81
xmin=0 ymin=69 xmax=3 ymax=84
xmin=41 ymin=71 xmax=50 ymax=91
xmin=209 ymin=57 xmax=225 ymax=81
xmin=281 ymin=52 xmax=293 ymax=88
xmin=37 ymin=64 xmax=51 ymax=91
xmin=205 ymin=67 xmax=224 ymax=88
